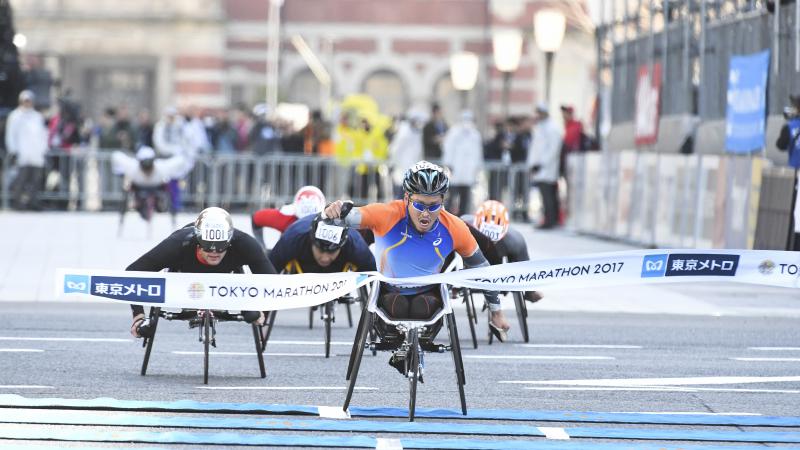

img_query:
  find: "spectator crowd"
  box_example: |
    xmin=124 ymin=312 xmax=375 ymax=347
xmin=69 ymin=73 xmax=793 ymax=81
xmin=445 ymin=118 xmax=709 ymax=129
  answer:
xmin=1 ymin=89 xmax=598 ymax=228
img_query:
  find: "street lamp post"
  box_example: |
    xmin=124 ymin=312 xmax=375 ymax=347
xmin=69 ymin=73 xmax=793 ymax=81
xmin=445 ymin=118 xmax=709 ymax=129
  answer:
xmin=534 ymin=9 xmax=566 ymax=105
xmin=492 ymin=29 xmax=522 ymax=118
xmin=449 ymin=51 xmax=479 ymax=109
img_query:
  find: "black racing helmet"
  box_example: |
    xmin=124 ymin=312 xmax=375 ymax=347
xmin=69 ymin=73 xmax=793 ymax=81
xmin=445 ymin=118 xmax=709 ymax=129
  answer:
xmin=402 ymin=160 xmax=449 ymax=196
xmin=310 ymin=214 xmax=350 ymax=252
xmin=195 ymin=207 xmax=234 ymax=252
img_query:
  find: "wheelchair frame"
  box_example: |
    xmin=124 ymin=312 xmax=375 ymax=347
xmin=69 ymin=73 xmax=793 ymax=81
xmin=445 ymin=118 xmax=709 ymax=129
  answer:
xmin=444 ymin=255 xmax=532 ymax=345
xmin=343 ymin=281 xmax=467 ymax=421
xmin=140 ymin=307 xmax=268 ymax=384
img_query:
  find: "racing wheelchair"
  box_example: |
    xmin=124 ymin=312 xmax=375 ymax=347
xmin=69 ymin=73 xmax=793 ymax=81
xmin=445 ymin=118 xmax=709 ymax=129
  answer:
xmin=260 ymin=286 xmax=369 ymax=358
xmin=343 ymin=281 xmax=467 ymax=421
xmin=443 ymin=254 xmax=531 ymax=346
xmin=139 ymin=307 xmax=268 ymax=385
xmin=118 ymin=183 xmax=173 ymax=237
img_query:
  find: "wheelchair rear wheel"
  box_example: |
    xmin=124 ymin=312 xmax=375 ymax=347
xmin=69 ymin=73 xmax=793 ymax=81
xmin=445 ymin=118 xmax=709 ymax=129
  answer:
xmin=324 ymin=301 xmax=334 ymax=358
xmin=140 ymin=307 xmax=161 ymax=376
xmin=203 ymin=310 xmax=211 ymax=385
xmin=408 ymin=328 xmax=420 ymax=422
xmin=462 ymin=288 xmax=478 ymax=349
xmin=447 ymin=311 xmax=467 ymax=415
xmin=514 ymin=292 xmax=530 ymax=343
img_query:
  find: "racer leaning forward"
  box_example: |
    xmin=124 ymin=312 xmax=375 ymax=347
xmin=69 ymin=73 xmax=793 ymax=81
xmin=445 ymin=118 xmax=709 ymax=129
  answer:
xmin=128 ymin=207 xmax=278 ymax=338
xmin=269 ymin=213 xmax=376 ymax=274
xmin=462 ymin=200 xmax=543 ymax=303
xmin=322 ymin=160 xmax=511 ymax=341
xmin=251 ymin=185 xmax=327 ymax=252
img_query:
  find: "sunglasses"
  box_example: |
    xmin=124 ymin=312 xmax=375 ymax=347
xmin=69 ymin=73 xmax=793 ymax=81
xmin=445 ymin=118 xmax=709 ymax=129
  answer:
xmin=410 ymin=201 xmax=443 ymax=213
xmin=198 ymin=241 xmax=230 ymax=253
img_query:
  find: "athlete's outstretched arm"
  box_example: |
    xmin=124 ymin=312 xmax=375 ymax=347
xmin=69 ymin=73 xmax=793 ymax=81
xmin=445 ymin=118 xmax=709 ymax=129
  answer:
xmin=322 ymin=200 xmax=363 ymax=228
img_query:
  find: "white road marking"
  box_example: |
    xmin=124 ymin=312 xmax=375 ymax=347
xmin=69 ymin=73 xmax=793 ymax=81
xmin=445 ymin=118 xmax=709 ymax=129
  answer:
xmin=0 ymin=349 xmax=43 ymax=353
xmin=501 ymin=375 xmax=800 ymax=386
xmin=610 ymin=411 xmax=761 ymax=415
xmin=318 ymin=406 xmax=351 ymax=419
xmin=515 ymin=344 xmax=641 ymax=349
xmin=263 ymin=340 xmax=351 ymax=346
xmin=733 ymin=357 xmax=800 ymax=362
xmin=538 ymin=427 xmax=570 ymax=440
xmin=0 ymin=337 xmax=130 ymax=342
xmin=375 ymin=438 xmax=403 ymax=450
xmin=195 ymin=386 xmax=378 ymax=391
xmin=465 ymin=355 xmax=614 ymax=360
xmin=172 ymin=351 xmax=335 ymax=357
xmin=748 ymin=347 xmax=800 ymax=351
xmin=523 ymin=387 xmax=800 ymax=394
xmin=0 ymin=385 xmax=53 ymax=389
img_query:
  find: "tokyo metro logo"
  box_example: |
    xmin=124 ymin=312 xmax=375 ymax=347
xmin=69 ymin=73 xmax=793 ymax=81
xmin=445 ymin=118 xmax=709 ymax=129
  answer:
xmin=641 ymin=254 xmax=668 ymax=278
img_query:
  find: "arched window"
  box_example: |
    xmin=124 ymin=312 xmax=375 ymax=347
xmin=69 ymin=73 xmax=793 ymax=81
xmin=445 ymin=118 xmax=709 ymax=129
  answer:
xmin=361 ymin=70 xmax=407 ymax=116
xmin=287 ymin=69 xmax=322 ymax=109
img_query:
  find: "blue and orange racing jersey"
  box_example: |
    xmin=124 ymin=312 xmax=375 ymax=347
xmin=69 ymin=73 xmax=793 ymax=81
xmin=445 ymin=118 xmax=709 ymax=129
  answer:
xmin=360 ymin=200 xmax=478 ymax=295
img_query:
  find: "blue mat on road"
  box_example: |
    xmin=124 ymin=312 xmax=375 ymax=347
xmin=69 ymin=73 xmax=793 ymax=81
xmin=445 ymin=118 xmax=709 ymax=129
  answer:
xmin=1 ymin=409 xmax=800 ymax=443
xmin=1 ymin=394 xmax=799 ymax=427
xmin=0 ymin=426 xmax=790 ymax=449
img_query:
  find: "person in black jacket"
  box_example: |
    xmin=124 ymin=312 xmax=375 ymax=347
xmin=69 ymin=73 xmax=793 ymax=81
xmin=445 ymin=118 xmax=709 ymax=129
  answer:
xmin=128 ymin=207 xmax=277 ymax=338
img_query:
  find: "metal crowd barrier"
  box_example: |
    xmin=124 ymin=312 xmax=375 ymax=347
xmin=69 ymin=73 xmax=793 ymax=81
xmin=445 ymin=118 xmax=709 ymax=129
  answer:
xmin=0 ymin=151 xmax=535 ymax=217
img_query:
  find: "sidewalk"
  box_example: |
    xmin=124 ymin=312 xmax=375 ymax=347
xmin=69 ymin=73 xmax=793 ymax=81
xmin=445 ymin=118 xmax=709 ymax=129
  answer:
xmin=0 ymin=211 xmax=797 ymax=317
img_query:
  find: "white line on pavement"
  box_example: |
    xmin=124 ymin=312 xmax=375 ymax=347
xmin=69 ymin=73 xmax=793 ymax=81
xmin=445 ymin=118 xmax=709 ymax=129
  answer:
xmin=748 ymin=347 xmax=800 ymax=351
xmin=732 ymin=357 xmax=800 ymax=362
xmin=515 ymin=344 xmax=641 ymax=349
xmin=195 ymin=386 xmax=378 ymax=391
xmin=500 ymin=375 xmax=800 ymax=386
xmin=538 ymin=427 xmax=570 ymax=440
xmin=523 ymin=386 xmax=800 ymax=394
xmin=172 ymin=351 xmax=334 ymax=357
xmin=0 ymin=349 xmax=44 ymax=353
xmin=465 ymin=355 xmax=615 ymax=360
xmin=0 ymin=385 xmax=53 ymax=389
xmin=610 ymin=411 xmax=761 ymax=415
xmin=263 ymin=340 xmax=351 ymax=346
xmin=0 ymin=337 xmax=130 ymax=342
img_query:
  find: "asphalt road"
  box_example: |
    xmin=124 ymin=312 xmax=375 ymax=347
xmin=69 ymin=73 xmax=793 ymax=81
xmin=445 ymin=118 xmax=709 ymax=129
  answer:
xmin=1 ymin=298 xmax=799 ymax=448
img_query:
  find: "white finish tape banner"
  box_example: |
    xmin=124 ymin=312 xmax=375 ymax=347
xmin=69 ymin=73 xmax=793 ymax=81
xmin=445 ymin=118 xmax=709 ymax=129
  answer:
xmin=55 ymin=249 xmax=800 ymax=310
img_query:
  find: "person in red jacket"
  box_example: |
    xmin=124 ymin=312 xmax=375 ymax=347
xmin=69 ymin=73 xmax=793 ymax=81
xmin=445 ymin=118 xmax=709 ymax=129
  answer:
xmin=251 ymin=185 xmax=326 ymax=251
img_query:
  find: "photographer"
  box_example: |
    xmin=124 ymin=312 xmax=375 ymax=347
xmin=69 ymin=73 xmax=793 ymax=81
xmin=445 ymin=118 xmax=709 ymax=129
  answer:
xmin=775 ymin=93 xmax=800 ymax=251
xmin=776 ymin=94 xmax=800 ymax=169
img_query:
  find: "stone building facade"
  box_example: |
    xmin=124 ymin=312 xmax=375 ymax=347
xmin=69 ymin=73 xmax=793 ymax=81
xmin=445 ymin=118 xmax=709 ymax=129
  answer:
xmin=11 ymin=0 xmax=596 ymax=127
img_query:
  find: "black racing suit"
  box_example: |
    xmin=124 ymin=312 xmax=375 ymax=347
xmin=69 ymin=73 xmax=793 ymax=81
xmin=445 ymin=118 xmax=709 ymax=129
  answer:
xmin=127 ymin=224 xmax=277 ymax=319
